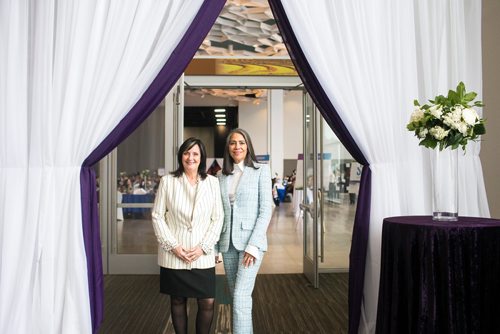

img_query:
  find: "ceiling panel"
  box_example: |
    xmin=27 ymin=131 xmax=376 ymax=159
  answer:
xmin=196 ymin=0 xmax=288 ymax=57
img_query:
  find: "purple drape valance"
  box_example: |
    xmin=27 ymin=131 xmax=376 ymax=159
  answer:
xmin=267 ymin=1 xmax=371 ymax=333
xmin=79 ymin=1 xmax=226 ymax=332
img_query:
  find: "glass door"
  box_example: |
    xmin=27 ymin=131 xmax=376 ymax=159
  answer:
xmin=301 ymin=92 xmax=357 ymax=287
xmin=302 ymin=92 xmax=320 ymax=287
xmin=103 ymin=78 xmax=184 ymax=274
xmin=320 ymin=118 xmax=357 ymax=271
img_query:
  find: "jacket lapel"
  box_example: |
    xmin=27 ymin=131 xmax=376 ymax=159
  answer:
xmin=192 ymin=178 xmax=208 ymax=220
xmin=220 ymin=175 xmax=231 ymax=209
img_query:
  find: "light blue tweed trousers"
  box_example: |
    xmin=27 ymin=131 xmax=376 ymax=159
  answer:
xmin=217 ymin=163 xmax=273 ymax=333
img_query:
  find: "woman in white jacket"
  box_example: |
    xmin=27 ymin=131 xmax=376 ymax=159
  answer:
xmin=152 ymin=137 xmax=223 ymax=334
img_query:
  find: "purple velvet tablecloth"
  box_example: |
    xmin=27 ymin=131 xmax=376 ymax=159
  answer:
xmin=376 ymin=216 xmax=500 ymax=334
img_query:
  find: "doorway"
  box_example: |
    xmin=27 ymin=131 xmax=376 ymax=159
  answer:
xmin=99 ymin=75 xmax=357 ymax=282
xmin=99 ymin=78 xmax=184 ymax=274
xmin=302 ymin=92 xmax=359 ymax=287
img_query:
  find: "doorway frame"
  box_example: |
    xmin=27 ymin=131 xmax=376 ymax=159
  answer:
xmin=100 ymin=74 xmax=304 ymax=275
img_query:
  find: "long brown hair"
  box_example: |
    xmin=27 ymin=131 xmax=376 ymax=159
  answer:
xmin=222 ymin=128 xmax=259 ymax=175
xmin=171 ymin=137 xmax=208 ymax=180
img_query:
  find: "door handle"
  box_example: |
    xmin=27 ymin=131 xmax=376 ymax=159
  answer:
xmin=299 ymin=203 xmax=312 ymax=212
xmin=300 ymin=202 xmax=319 ymax=218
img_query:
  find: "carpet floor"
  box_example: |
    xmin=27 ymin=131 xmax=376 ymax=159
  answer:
xmin=99 ymin=273 xmax=348 ymax=334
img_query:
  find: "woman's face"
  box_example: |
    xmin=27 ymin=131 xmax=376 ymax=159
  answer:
xmin=182 ymin=144 xmax=201 ymax=174
xmin=228 ymin=132 xmax=248 ymax=164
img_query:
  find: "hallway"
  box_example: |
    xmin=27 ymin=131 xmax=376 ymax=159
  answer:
xmin=116 ymin=200 xmax=356 ymax=274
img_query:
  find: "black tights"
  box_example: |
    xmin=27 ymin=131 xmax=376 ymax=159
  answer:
xmin=170 ymin=296 xmax=215 ymax=334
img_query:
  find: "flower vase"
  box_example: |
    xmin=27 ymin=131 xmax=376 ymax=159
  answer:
xmin=430 ymin=147 xmax=458 ymax=221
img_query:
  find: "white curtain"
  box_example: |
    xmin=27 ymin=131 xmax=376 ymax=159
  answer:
xmin=0 ymin=1 xmax=204 ymax=333
xmin=280 ymin=0 xmax=488 ymax=333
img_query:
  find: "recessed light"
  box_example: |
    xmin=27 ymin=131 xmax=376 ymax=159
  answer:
xmin=214 ymin=108 xmax=226 ymax=112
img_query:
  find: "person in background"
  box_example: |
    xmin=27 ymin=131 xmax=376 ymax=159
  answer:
xmin=272 ymin=178 xmax=280 ymax=207
xmin=216 ymin=128 xmax=273 ymax=333
xmin=151 ymin=137 xmax=223 ymax=334
xmin=274 ymin=177 xmax=285 ymax=204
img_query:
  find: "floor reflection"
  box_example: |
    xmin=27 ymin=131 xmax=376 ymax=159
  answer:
xmin=116 ymin=198 xmax=356 ymax=274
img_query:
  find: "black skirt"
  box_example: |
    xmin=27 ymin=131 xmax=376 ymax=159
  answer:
xmin=160 ymin=267 xmax=215 ymax=298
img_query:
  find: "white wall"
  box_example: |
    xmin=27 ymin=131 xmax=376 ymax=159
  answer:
xmin=283 ymin=90 xmax=303 ymax=159
xmin=323 ymin=128 xmax=353 ymax=160
xmin=482 ymin=0 xmax=500 ymax=218
xmin=323 ymin=142 xmax=352 ymax=160
xmin=117 ymin=105 xmax=164 ymax=174
xmin=238 ymin=100 xmax=268 ymax=156
xmin=270 ymin=90 xmax=284 ymax=177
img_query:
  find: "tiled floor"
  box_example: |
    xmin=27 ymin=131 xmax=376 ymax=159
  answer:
xmin=117 ymin=196 xmax=356 ymax=274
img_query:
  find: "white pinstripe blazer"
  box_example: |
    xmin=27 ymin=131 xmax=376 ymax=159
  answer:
xmin=151 ymin=173 xmax=223 ymax=269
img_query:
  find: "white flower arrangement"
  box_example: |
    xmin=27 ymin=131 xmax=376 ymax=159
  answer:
xmin=406 ymin=82 xmax=485 ymax=151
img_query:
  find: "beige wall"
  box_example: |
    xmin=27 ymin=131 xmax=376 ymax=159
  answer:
xmin=283 ymin=90 xmax=303 ymax=159
xmin=481 ymin=0 xmax=500 ymax=218
xmin=239 ymin=100 xmax=269 ymax=155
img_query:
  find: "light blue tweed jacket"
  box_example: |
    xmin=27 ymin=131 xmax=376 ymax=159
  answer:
xmin=216 ymin=163 xmax=273 ymax=253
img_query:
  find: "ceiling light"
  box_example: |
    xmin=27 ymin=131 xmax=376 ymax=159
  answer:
xmin=214 ymin=108 xmax=226 ymax=112
xmin=215 ymin=114 xmax=226 ymax=118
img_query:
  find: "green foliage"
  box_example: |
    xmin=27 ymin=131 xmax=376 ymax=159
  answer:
xmin=406 ymin=82 xmax=486 ymax=151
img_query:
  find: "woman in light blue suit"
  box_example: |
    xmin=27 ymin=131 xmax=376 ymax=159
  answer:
xmin=217 ymin=128 xmax=273 ymax=334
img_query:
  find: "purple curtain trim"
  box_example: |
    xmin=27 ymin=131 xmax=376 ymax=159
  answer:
xmin=80 ymin=1 xmax=227 ymax=332
xmin=267 ymin=1 xmax=365 ymax=163
xmin=348 ymin=165 xmax=371 ymax=333
xmin=267 ymin=1 xmax=370 ymax=333
xmin=80 ymin=167 xmax=103 ymax=331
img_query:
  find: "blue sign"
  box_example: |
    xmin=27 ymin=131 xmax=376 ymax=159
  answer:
xmin=256 ymin=154 xmax=270 ymax=162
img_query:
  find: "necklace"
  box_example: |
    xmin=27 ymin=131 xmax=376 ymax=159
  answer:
xmin=185 ymin=174 xmax=199 ymax=186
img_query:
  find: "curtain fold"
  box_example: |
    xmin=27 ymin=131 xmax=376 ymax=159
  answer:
xmin=269 ymin=1 xmax=487 ymax=333
xmin=412 ymin=0 xmax=487 ymax=219
xmin=0 ymin=1 xmax=225 ymax=333
xmin=267 ymin=2 xmax=370 ymax=333
xmin=81 ymin=1 xmax=226 ymax=330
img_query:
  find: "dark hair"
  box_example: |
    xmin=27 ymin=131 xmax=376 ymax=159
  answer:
xmin=222 ymin=128 xmax=259 ymax=175
xmin=171 ymin=137 xmax=208 ymax=180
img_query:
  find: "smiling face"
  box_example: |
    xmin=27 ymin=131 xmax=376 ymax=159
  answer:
xmin=228 ymin=132 xmax=248 ymax=164
xmin=182 ymin=144 xmax=201 ymax=174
